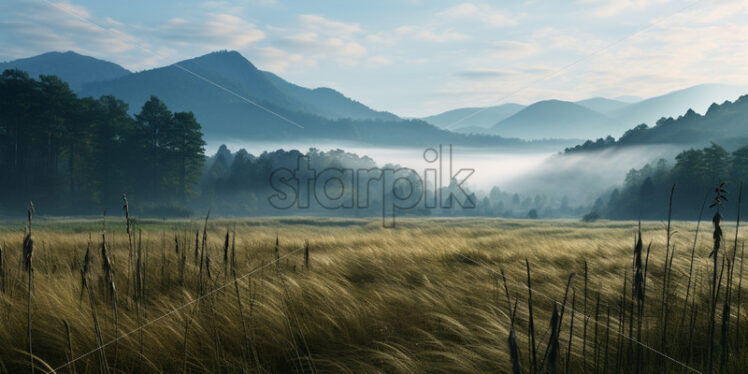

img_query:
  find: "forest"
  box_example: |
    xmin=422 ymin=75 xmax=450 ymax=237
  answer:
xmin=0 ymin=69 xmax=206 ymax=215
xmin=600 ymin=142 xmax=748 ymax=220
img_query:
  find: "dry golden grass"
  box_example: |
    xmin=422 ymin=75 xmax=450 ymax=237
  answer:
xmin=0 ymin=217 xmax=744 ymax=373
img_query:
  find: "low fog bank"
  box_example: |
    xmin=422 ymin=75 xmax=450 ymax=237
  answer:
xmin=208 ymin=140 xmax=680 ymax=214
xmin=501 ymin=145 xmax=683 ymax=205
xmin=207 ymin=140 xmax=556 ymax=191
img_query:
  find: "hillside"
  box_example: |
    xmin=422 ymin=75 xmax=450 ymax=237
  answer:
xmin=0 ymin=51 xmax=131 ymax=90
xmin=489 ymin=99 xmax=618 ymax=140
xmin=81 ymin=51 xmax=399 ymax=124
xmin=607 ymin=83 xmax=748 ymax=132
xmin=71 ymin=51 xmax=548 ymax=147
xmin=566 ymin=94 xmax=748 ymax=153
xmin=425 ymin=85 xmax=748 ymax=141
xmin=262 ymin=71 xmax=398 ymax=121
xmin=421 ymin=103 xmax=525 ymax=131
xmin=575 ymin=97 xmax=628 ymax=115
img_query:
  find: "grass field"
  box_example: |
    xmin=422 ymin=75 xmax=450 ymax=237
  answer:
xmin=0 ymin=216 xmax=745 ymax=373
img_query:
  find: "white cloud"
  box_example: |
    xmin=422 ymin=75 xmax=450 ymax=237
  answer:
xmin=373 ymin=26 xmax=469 ymax=43
xmin=438 ymin=3 xmax=517 ymax=27
xmin=298 ymin=14 xmax=361 ymax=36
xmin=411 ymin=29 xmax=469 ymax=42
xmin=157 ymin=13 xmax=265 ymax=48
xmin=367 ymin=55 xmax=393 ymax=67
xmin=0 ymin=1 xmax=137 ymax=57
xmin=261 ymin=15 xmax=370 ymax=70
xmin=580 ymin=0 xmax=671 ymax=18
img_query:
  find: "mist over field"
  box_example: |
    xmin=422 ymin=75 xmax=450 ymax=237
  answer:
xmin=504 ymin=145 xmax=683 ymax=201
xmin=208 ymin=141 xmax=682 ymax=208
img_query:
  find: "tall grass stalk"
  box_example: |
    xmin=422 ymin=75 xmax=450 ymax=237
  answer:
xmin=508 ymin=299 xmax=521 ymax=374
xmin=232 ymin=269 xmax=251 ymax=371
xmin=545 ymin=304 xmax=560 ymax=374
xmin=223 ymin=229 xmax=230 ymax=280
xmin=660 ymin=184 xmax=675 ymax=361
xmin=100 ymin=231 xmax=118 ymax=363
xmin=23 ymin=202 xmax=34 ymax=374
xmin=122 ymin=195 xmax=134 ymax=300
xmin=0 ymin=245 xmax=4 ymax=294
xmin=525 ymin=259 xmax=537 ymax=373
xmin=565 ymin=289 xmax=575 ymax=374
xmin=708 ymin=182 xmax=727 ymax=373
xmin=304 ymin=240 xmax=310 ymax=270
xmin=81 ymin=256 xmax=110 ymax=374
xmin=62 ymin=319 xmax=75 ymax=374
xmin=593 ymin=290 xmax=600 ymax=374
xmin=736 ymin=242 xmax=744 ymax=346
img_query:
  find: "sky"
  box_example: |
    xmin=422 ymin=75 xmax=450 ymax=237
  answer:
xmin=1 ymin=0 xmax=747 ymax=117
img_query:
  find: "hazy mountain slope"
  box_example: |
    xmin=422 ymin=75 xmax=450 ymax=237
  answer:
xmin=81 ymin=50 xmax=298 ymax=115
xmin=566 ymin=94 xmax=748 ymax=153
xmin=0 ymin=51 xmax=131 ymax=90
xmin=575 ymin=97 xmax=628 ymax=115
xmin=80 ymin=50 xmax=398 ymax=124
xmin=421 ymin=103 xmax=525 ymax=130
xmin=490 ymin=100 xmax=618 ymax=140
xmin=608 ymin=84 xmax=748 ymax=131
xmin=262 ymin=71 xmax=398 ymax=121
xmin=74 ymin=51 xmax=551 ymax=147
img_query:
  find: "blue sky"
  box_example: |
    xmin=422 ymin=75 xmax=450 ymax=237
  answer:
xmin=1 ymin=0 xmax=747 ymax=117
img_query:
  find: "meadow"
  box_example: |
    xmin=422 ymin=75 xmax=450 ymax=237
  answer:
xmin=0 ymin=214 xmax=744 ymax=373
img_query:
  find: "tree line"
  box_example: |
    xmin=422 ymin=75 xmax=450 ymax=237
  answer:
xmin=0 ymin=69 xmax=206 ymax=215
xmin=600 ymin=143 xmax=748 ymax=219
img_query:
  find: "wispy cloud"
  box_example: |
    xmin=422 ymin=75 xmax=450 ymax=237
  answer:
xmin=156 ymin=14 xmax=265 ymax=48
xmin=0 ymin=1 xmax=137 ymax=56
xmin=298 ymin=14 xmax=361 ymax=35
xmin=438 ymin=2 xmax=517 ymax=27
xmin=579 ymin=0 xmax=672 ymax=18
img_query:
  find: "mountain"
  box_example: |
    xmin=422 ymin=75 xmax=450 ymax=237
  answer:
xmin=262 ymin=71 xmax=398 ymax=121
xmin=423 ymin=84 xmax=748 ymax=141
xmin=575 ymin=97 xmax=628 ymax=115
xmin=566 ymin=94 xmax=748 ymax=153
xmin=0 ymin=51 xmax=131 ymax=90
xmin=81 ymin=51 xmax=397 ymax=124
xmin=489 ymin=100 xmax=619 ymax=140
xmin=614 ymin=95 xmax=642 ymax=103
xmin=607 ymin=84 xmax=748 ymax=132
xmin=74 ymin=50 xmax=552 ymax=147
xmin=421 ymin=103 xmax=525 ymax=131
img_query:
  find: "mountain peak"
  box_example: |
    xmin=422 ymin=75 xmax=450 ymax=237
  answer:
xmin=179 ymin=50 xmax=258 ymax=70
xmin=491 ymin=99 xmax=616 ymax=140
xmin=0 ymin=51 xmax=131 ymax=90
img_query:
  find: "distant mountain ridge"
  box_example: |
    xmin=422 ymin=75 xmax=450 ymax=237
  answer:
xmin=421 ymin=103 xmax=525 ymax=131
xmin=81 ymin=51 xmax=397 ymax=123
xmin=490 ymin=100 xmax=619 ymax=140
xmin=262 ymin=71 xmax=398 ymax=121
xmin=575 ymin=97 xmax=629 ymax=115
xmin=565 ymin=94 xmax=748 ymax=153
xmin=4 ymin=51 xmax=747 ymax=146
xmin=2 ymin=50 xmax=568 ymax=147
xmin=0 ymin=51 xmax=131 ymax=90
xmin=607 ymin=84 xmax=748 ymax=130
xmin=422 ymin=84 xmax=748 ymax=141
